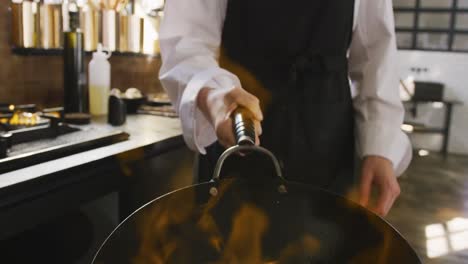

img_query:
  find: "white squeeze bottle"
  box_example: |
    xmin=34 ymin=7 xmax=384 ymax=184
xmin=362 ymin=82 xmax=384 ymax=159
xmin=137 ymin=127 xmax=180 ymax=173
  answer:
xmin=89 ymin=43 xmax=112 ymax=116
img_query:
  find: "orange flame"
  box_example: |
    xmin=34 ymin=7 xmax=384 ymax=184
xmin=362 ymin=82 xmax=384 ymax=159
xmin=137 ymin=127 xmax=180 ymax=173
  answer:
xmin=132 ymin=186 xmax=197 ymax=264
xmin=219 ymin=49 xmax=272 ymax=111
xmin=218 ymin=203 xmax=269 ymax=264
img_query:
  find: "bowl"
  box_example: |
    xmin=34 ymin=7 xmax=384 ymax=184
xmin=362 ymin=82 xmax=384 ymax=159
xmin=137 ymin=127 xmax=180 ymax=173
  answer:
xmin=122 ymin=96 xmax=146 ymax=114
xmin=147 ymin=93 xmax=172 ymax=106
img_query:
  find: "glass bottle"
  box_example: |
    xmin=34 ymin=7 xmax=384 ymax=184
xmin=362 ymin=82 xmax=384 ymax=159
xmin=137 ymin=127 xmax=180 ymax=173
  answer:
xmin=63 ymin=1 xmax=87 ymax=113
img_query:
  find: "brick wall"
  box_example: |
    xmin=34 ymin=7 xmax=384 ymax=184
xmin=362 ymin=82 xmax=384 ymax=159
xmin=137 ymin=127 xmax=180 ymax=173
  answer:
xmin=0 ymin=1 xmax=163 ymax=108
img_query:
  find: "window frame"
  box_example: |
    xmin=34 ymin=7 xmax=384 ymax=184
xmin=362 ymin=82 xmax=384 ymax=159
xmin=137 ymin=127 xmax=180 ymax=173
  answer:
xmin=394 ymin=0 xmax=468 ymax=52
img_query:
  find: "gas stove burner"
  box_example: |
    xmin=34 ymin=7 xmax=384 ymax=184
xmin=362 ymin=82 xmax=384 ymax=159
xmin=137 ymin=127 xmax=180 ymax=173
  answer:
xmin=0 ymin=105 xmax=129 ymax=173
xmin=0 ymin=114 xmax=80 ymax=159
xmin=0 ymin=103 xmax=37 ymax=113
xmin=0 ymin=104 xmax=57 ymax=131
xmin=0 ymin=106 xmax=77 ymax=159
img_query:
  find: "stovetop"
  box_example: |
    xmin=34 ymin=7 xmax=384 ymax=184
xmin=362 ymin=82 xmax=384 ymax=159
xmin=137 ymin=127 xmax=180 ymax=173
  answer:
xmin=0 ymin=104 xmax=129 ymax=174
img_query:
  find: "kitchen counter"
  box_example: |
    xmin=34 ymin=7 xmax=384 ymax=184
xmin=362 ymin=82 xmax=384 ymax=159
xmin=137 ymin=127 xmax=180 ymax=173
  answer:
xmin=0 ymin=115 xmax=183 ymax=190
xmin=0 ymin=114 xmax=185 ymax=239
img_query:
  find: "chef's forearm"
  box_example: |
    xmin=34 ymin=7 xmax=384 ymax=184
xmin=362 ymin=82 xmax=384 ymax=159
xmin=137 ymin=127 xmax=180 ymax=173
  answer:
xmin=158 ymin=0 xmax=237 ymax=153
xmin=348 ymin=0 xmax=412 ymax=176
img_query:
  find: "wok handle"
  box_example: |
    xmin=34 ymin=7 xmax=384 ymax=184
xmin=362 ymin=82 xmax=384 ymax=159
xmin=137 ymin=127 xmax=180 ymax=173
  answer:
xmin=211 ymin=107 xmax=285 ymax=182
xmin=232 ymin=107 xmax=256 ymax=146
xmin=212 ymin=145 xmax=285 ymax=182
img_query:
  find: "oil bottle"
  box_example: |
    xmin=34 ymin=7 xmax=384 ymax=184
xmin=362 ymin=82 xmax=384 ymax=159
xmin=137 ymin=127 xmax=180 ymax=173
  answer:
xmin=63 ymin=1 xmax=87 ymax=114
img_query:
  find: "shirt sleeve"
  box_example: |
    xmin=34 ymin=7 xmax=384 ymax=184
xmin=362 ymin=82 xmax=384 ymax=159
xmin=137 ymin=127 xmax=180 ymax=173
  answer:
xmin=349 ymin=0 xmax=412 ymax=176
xmin=159 ymin=0 xmax=240 ymax=154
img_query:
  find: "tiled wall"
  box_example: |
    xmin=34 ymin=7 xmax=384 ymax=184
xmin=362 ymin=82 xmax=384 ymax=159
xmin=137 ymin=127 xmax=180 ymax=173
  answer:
xmin=0 ymin=1 xmax=163 ymax=107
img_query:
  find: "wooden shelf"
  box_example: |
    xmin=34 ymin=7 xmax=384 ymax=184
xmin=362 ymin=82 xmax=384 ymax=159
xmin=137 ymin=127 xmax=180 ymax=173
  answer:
xmin=402 ymin=100 xmax=462 ymax=156
xmin=403 ymin=100 xmax=463 ymax=105
xmin=411 ymin=127 xmax=445 ymax=134
xmin=403 ymin=122 xmax=445 ymax=134
xmin=11 ymin=47 xmax=160 ymax=58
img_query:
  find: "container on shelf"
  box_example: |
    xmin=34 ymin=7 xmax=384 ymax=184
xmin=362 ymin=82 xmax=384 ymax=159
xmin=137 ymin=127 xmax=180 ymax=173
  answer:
xmin=10 ymin=1 xmax=24 ymax=47
xmin=10 ymin=0 xmax=40 ymax=48
xmin=102 ymin=9 xmax=118 ymax=51
xmin=10 ymin=0 xmax=163 ymax=56
xmin=142 ymin=14 xmax=161 ymax=55
xmin=119 ymin=13 xmax=143 ymax=53
xmin=81 ymin=5 xmax=100 ymax=51
xmin=39 ymin=4 xmax=62 ymax=49
xmin=118 ymin=13 xmax=128 ymax=52
xmin=127 ymin=15 xmax=143 ymax=53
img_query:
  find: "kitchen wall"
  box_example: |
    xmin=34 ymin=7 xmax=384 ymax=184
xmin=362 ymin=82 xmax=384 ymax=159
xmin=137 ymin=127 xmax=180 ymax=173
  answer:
xmin=0 ymin=1 xmax=164 ymax=107
xmin=397 ymin=50 xmax=468 ymax=155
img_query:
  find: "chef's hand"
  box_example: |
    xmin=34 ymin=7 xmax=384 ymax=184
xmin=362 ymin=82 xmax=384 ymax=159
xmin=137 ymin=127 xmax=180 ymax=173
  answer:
xmin=197 ymin=87 xmax=263 ymax=148
xmin=359 ymin=156 xmax=400 ymax=217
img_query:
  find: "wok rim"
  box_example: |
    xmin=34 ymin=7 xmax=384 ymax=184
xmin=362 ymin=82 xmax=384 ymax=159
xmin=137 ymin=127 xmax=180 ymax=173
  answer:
xmin=92 ymin=180 xmax=422 ymax=263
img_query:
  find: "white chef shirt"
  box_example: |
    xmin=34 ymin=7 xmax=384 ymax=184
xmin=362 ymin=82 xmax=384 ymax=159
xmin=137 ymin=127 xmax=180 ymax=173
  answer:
xmin=158 ymin=0 xmax=413 ymax=176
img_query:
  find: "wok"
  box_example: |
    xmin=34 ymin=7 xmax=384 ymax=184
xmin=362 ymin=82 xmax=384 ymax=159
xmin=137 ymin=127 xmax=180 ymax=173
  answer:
xmin=93 ymin=108 xmax=421 ymax=263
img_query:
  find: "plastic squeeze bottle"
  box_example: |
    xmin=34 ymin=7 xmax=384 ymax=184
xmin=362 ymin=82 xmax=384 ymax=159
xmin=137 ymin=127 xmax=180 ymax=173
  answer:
xmin=89 ymin=43 xmax=112 ymax=116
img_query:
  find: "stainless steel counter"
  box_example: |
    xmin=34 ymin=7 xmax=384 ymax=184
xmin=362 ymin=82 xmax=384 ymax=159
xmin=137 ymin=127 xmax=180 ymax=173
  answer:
xmin=0 ymin=114 xmax=183 ymax=190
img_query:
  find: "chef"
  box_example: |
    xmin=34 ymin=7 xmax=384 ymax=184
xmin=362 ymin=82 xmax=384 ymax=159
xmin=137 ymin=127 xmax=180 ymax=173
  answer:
xmin=159 ymin=0 xmax=412 ymax=217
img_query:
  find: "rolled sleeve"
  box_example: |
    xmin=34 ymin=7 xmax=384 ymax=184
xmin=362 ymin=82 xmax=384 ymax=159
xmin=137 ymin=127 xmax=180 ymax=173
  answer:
xmin=349 ymin=0 xmax=412 ymax=176
xmin=159 ymin=0 xmax=237 ymax=153
xmin=357 ymin=120 xmax=412 ymax=176
xmin=178 ymin=68 xmax=240 ymax=154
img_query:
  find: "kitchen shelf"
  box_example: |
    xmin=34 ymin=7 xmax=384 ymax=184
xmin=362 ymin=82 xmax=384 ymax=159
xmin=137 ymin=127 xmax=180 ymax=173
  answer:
xmin=11 ymin=47 xmax=160 ymax=58
xmin=403 ymin=100 xmax=463 ymax=157
xmin=411 ymin=127 xmax=445 ymax=134
xmin=404 ymin=123 xmax=445 ymax=134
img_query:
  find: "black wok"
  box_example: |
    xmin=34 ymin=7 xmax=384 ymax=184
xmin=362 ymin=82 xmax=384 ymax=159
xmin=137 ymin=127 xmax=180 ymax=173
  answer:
xmin=93 ymin=109 xmax=421 ymax=264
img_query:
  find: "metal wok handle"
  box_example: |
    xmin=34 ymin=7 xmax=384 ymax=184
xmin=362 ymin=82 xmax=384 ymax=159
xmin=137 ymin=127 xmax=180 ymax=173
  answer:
xmin=212 ymin=107 xmax=284 ymax=182
xmin=232 ymin=107 xmax=256 ymax=146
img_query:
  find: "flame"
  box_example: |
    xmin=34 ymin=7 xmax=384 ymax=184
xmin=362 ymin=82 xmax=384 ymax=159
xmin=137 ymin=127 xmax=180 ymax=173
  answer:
xmin=116 ymin=149 xmax=145 ymax=177
xmin=196 ymin=179 xmax=237 ymax=254
xmin=276 ymin=235 xmax=320 ymax=263
xmin=198 ymin=212 xmax=223 ymax=252
xmin=132 ymin=186 xmax=197 ymax=264
xmin=129 ymin=179 xmax=409 ymax=264
xmin=218 ymin=204 xmax=269 ymax=263
xmin=8 ymin=111 xmax=40 ymax=126
xmin=343 ymin=186 xmax=397 ymax=263
xmin=347 ymin=211 xmax=394 ymax=264
xmin=132 ymin=179 xmax=235 ymax=264
xmin=132 ymin=178 xmax=280 ymax=264
xmin=131 ymin=178 xmax=326 ymax=264
xmin=124 ymin=53 xmax=401 ymax=263
xmin=219 ymin=49 xmax=272 ymax=111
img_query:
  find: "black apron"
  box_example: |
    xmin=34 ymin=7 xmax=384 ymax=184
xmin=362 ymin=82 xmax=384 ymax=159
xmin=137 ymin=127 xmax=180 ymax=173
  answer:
xmin=199 ymin=0 xmax=356 ymax=196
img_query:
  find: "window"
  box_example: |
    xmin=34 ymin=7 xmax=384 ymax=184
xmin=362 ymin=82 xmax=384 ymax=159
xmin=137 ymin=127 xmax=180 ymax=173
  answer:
xmin=425 ymin=218 xmax=468 ymax=259
xmin=394 ymin=0 xmax=468 ymax=52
